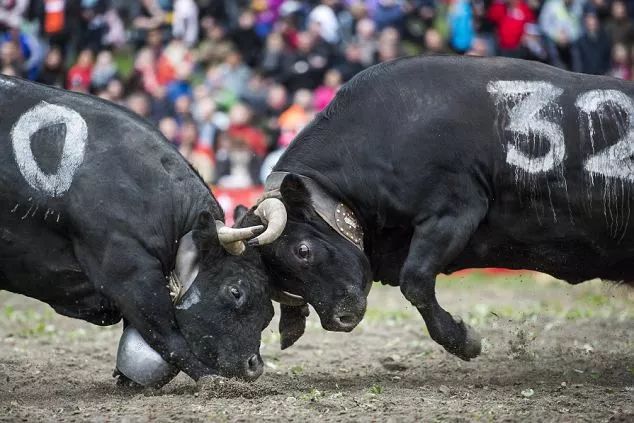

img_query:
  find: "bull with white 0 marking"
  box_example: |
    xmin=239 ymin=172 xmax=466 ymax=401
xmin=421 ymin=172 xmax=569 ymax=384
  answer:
xmin=237 ymin=56 xmax=634 ymax=359
xmin=0 ymin=76 xmax=276 ymax=386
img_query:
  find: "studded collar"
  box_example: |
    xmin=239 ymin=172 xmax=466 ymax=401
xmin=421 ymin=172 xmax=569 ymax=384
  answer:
xmin=262 ymin=172 xmax=364 ymax=251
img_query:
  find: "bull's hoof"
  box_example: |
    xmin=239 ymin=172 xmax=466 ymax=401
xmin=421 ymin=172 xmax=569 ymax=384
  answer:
xmin=446 ymin=318 xmax=482 ymax=361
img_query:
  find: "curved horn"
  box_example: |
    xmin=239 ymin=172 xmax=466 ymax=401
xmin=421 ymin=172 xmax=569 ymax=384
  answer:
xmin=247 ymin=198 xmax=288 ymax=246
xmin=214 ymin=220 xmax=264 ymax=256
xmin=270 ymin=287 xmax=306 ymax=307
xmin=215 ymin=221 xmax=264 ymax=243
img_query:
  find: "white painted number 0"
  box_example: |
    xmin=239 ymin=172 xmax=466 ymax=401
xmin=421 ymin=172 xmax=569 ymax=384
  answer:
xmin=11 ymin=102 xmax=87 ymax=197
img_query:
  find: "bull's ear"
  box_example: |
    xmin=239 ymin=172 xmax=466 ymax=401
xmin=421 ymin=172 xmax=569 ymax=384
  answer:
xmin=233 ymin=204 xmax=249 ymax=225
xmin=280 ymin=174 xmax=311 ymax=212
xmin=192 ymin=211 xmax=223 ymax=258
xmin=174 ymin=232 xmax=199 ymax=298
xmin=279 ymin=304 xmax=309 ymax=350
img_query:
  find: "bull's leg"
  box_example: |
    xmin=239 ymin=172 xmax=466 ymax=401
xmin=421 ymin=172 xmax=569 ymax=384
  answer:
xmin=101 ymin=269 xmax=214 ymax=381
xmin=400 ymin=212 xmax=483 ymax=361
xmin=73 ymin=243 xmax=215 ymax=381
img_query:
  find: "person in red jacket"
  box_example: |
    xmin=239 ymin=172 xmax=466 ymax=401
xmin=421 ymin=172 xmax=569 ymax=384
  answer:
xmin=66 ymin=48 xmax=93 ymax=93
xmin=487 ymin=0 xmax=536 ymax=55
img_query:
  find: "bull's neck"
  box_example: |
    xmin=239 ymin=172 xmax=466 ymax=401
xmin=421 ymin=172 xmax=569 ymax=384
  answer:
xmin=181 ymin=182 xmax=222 ymax=234
xmin=274 ymin=163 xmax=380 ymax=246
xmin=168 ymin=178 xmax=221 ymax=272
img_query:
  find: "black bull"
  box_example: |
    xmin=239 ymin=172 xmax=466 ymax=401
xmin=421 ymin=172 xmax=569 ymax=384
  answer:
xmin=245 ymin=56 xmax=634 ymax=359
xmin=0 ymin=76 xmax=274 ymax=381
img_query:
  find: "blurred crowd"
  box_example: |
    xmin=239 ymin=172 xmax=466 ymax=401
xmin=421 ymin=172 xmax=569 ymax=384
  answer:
xmin=1 ymin=0 xmax=634 ymax=187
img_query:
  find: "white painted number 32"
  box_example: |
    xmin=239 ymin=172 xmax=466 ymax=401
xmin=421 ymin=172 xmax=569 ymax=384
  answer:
xmin=11 ymin=102 xmax=88 ymax=197
xmin=489 ymin=82 xmax=634 ymax=183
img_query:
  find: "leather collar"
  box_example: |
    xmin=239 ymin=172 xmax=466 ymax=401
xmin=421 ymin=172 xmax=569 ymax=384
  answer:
xmin=262 ymin=172 xmax=364 ymax=251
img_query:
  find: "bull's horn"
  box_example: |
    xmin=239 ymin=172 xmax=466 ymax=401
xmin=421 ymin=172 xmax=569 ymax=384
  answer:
xmin=270 ymin=287 xmax=306 ymax=306
xmin=247 ymin=198 xmax=287 ymax=246
xmin=215 ymin=220 xmax=264 ymax=255
xmin=215 ymin=221 xmax=265 ymax=243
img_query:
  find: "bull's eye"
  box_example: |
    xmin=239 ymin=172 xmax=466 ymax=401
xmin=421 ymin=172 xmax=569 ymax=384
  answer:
xmin=229 ymin=286 xmax=242 ymax=300
xmin=297 ymin=244 xmax=310 ymax=260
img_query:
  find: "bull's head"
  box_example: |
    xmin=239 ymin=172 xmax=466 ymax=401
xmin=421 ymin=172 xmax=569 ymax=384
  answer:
xmin=237 ymin=173 xmax=372 ymax=349
xmin=172 ymin=211 xmax=274 ymax=381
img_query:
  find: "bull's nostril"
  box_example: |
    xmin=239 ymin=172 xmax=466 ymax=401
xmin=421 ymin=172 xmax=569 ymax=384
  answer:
xmin=247 ymin=354 xmax=261 ymax=372
xmin=241 ymin=354 xmax=264 ymax=381
xmin=335 ymin=314 xmax=356 ymax=325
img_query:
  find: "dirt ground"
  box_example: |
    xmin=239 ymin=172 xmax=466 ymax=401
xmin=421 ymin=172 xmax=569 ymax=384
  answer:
xmin=0 ymin=271 xmax=632 ymax=422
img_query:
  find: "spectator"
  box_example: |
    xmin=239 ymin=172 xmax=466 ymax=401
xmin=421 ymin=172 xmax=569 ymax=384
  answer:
xmin=355 ymin=18 xmax=378 ymax=66
xmin=313 ymin=68 xmax=341 ymax=112
xmin=260 ymin=31 xmax=285 ymax=77
xmin=376 ymin=26 xmax=402 ymax=61
xmin=280 ymin=31 xmax=330 ymax=91
xmin=173 ymin=93 xmax=193 ymax=124
xmin=487 ymin=0 xmax=536 ymax=56
xmin=608 ymin=42 xmax=631 ymax=79
xmin=197 ymin=19 xmax=235 ymax=67
xmin=103 ymin=6 xmax=126 ymax=48
xmin=2 ymin=24 xmax=45 ymax=80
xmin=36 ymin=0 xmax=82 ymax=57
xmin=230 ymin=9 xmax=263 ymax=67
xmin=374 ymin=0 xmax=406 ymax=32
xmin=172 ymin=0 xmax=199 ymax=47
xmin=261 ymin=83 xmax=288 ymax=148
xmin=207 ymin=50 xmax=251 ymax=98
xmin=105 ymin=78 xmax=125 ymax=105
xmin=215 ymin=133 xmax=262 ymax=188
xmin=178 ymin=119 xmax=214 ymax=183
xmin=278 ymin=88 xmax=313 ymax=146
xmin=127 ymin=92 xmax=152 ymax=120
xmin=336 ymin=42 xmax=365 ymax=81
xmin=448 ymin=0 xmax=475 ymax=53
xmin=132 ymin=47 xmax=162 ymax=97
xmin=0 ymin=0 xmax=28 ymax=31
xmin=0 ymin=38 xmax=22 ymax=76
xmin=79 ymin=0 xmax=110 ymax=52
xmin=575 ymin=13 xmax=612 ymax=75
xmin=37 ymin=46 xmax=66 ymax=87
xmin=166 ymin=62 xmax=193 ymax=104
xmin=424 ymin=28 xmax=449 ymax=54
xmin=194 ymin=97 xmax=221 ymax=150
xmin=605 ymin=0 xmax=633 ymax=45
xmin=517 ymin=23 xmax=549 ymax=62
xmin=159 ymin=116 xmax=179 ymax=144
xmin=227 ymin=103 xmax=268 ymax=157
xmin=241 ymin=72 xmax=270 ymax=114
xmin=308 ymin=0 xmax=341 ymax=44
xmin=132 ymin=0 xmax=166 ymax=36
xmin=66 ymin=48 xmax=93 ymax=92
xmin=539 ymin=0 xmax=584 ymax=69
xmin=157 ymin=38 xmax=193 ymax=86
xmin=91 ymin=50 xmax=117 ymax=92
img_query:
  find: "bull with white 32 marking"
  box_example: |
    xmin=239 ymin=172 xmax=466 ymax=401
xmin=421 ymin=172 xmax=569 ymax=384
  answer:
xmin=238 ymin=56 xmax=634 ymax=359
xmin=0 ymin=76 xmax=278 ymax=384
